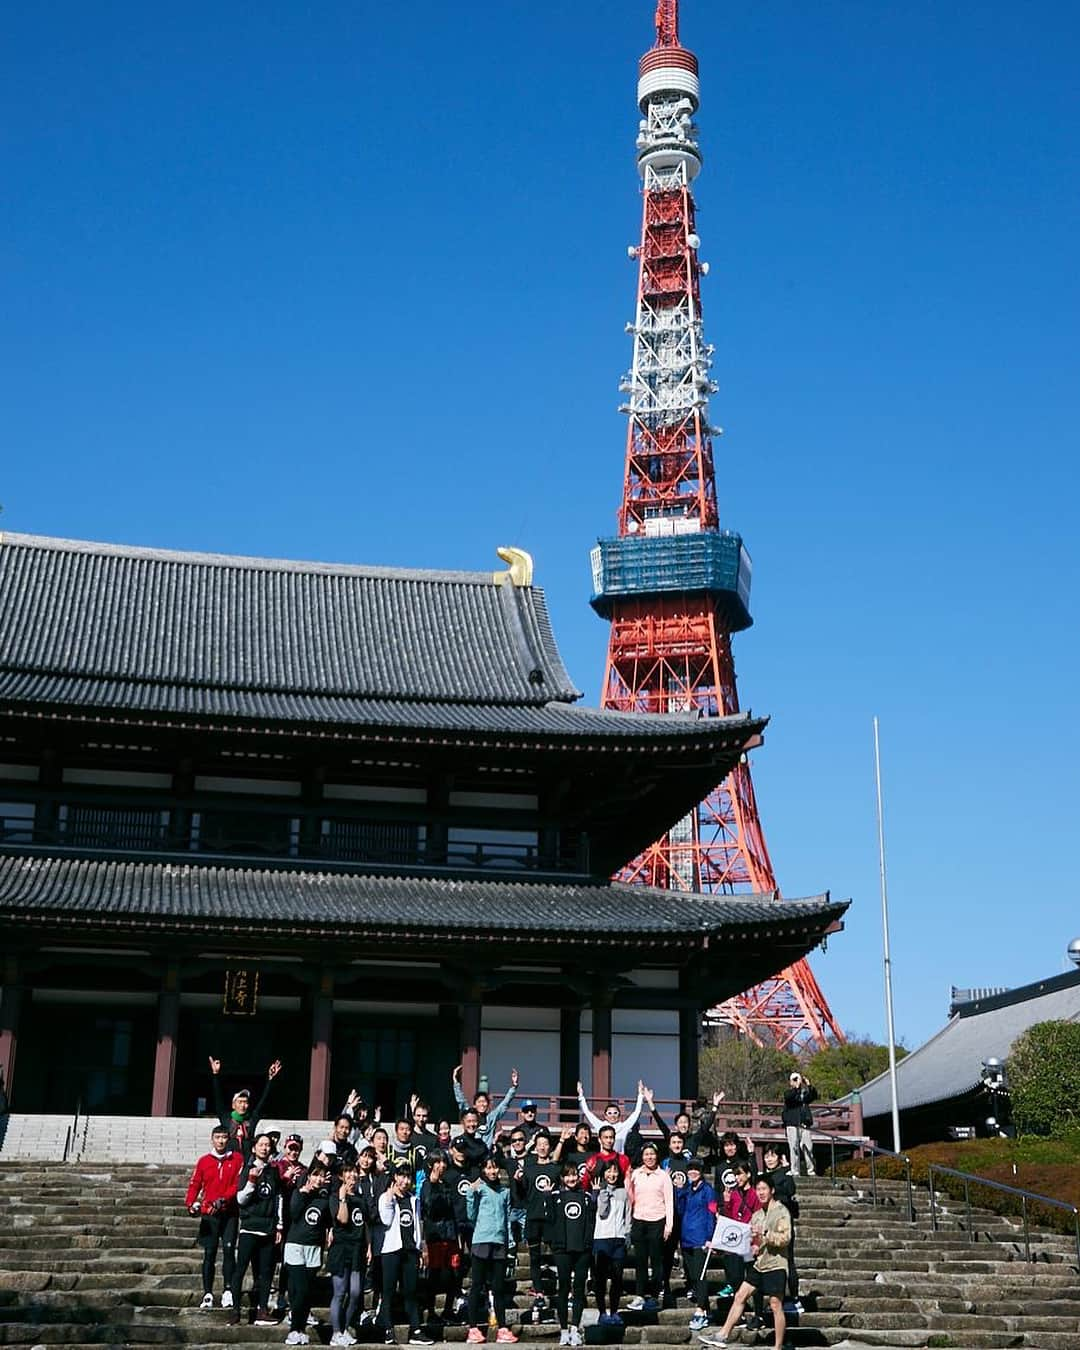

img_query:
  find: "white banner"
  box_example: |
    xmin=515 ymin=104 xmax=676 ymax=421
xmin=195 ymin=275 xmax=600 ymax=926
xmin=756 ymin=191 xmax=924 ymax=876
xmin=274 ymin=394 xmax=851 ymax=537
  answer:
xmin=709 ymin=1216 xmax=753 ymax=1259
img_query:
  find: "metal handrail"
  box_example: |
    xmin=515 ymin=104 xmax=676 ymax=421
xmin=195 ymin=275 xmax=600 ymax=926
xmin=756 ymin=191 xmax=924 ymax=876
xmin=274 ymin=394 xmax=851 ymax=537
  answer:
xmin=825 ymin=1134 xmax=915 ymax=1220
xmin=927 ymin=1161 xmax=1080 ymax=1268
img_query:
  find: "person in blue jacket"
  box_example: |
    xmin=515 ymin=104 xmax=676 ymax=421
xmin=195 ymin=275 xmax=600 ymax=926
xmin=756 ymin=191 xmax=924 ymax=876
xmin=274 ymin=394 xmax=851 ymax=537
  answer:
xmin=673 ymin=1156 xmax=719 ymax=1332
xmin=464 ymin=1157 xmax=518 ymax=1345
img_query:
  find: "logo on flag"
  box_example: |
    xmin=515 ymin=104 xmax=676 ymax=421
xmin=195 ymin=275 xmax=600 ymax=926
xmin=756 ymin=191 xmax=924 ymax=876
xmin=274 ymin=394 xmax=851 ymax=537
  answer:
xmin=710 ymin=1216 xmax=753 ymax=1259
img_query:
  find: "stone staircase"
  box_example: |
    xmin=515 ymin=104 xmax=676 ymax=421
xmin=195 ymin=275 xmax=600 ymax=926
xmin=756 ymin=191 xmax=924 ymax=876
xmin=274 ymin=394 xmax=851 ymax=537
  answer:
xmin=0 ymin=1115 xmax=339 ymax=1164
xmin=0 ymin=1163 xmax=1077 ymax=1349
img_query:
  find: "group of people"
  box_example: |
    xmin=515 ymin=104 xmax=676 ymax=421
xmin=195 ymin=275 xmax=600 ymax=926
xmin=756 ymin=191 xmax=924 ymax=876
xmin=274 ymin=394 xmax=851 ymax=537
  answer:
xmin=184 ymin=1058 xmax=814 ymax=1350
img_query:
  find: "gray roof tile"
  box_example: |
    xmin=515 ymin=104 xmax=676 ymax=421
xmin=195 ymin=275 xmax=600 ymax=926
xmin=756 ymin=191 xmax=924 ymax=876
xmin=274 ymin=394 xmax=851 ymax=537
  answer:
xmin=0 ymin=532 xmax=577 ymax=706
xmin=0 ymin=668 xmax=760 ymax=743
xmin=0 ymin=852 xmax=848 ymax=944
xmin=0 ymin=532 xmax=761 ymax=746
xmin=858 ymin=972 xmax=1080 ymax=1116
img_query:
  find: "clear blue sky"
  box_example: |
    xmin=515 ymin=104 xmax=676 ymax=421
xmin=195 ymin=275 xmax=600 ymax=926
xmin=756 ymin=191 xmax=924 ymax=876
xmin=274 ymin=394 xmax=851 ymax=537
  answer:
xmin=3 ymin=2 xmax=1078 ymax=1050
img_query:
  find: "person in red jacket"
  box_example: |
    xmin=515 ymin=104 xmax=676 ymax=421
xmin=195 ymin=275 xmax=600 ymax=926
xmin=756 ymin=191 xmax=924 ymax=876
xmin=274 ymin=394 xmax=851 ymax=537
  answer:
xmin=583 ymin=1125 xmax=631 ymax=1186
xmin=186 ymin=1124 xmax=245 ymax=1309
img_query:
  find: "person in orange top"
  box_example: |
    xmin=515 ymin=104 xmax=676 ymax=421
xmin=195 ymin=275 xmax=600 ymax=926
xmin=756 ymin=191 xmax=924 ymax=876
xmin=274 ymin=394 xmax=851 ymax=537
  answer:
xmin=625 ymin=1142 xmax=673 ymax=1312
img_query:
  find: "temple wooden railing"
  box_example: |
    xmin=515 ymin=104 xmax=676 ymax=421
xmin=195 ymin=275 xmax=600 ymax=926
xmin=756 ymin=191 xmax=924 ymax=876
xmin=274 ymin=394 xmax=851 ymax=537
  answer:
xmin=516 ymin=1094 xmax=866 ymax=1155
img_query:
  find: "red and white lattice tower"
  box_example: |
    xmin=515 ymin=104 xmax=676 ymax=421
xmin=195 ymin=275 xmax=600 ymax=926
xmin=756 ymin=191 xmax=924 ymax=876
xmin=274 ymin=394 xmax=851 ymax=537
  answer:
xmin=589 ymin=0 xmax=842 ymax=1051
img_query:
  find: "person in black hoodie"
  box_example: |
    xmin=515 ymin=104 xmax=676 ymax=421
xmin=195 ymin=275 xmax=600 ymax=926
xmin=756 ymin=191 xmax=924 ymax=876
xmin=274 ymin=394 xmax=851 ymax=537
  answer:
xmin=513 ymin=1129 xmax=560 ymax=1304
xmin=715 ymin=1131 xmax=754 ymax=1192
xmin=329 ymin=1160 xmax=368 ymax=1346
xmin=209 ymin=1054 xmax=282 ymax=1159
xmin=549 ymin=1162 xmax=596 ymax=1346
xmin=283 ymin=1160 xmax=333 ymax=1345
xmin=228 ymin=1132 xmax=283 ymax=1327
xmin=355 ymin=1141 xmax=388 ymax=1323
xmin=420 ymin=1151 xmax=462 ymax=1326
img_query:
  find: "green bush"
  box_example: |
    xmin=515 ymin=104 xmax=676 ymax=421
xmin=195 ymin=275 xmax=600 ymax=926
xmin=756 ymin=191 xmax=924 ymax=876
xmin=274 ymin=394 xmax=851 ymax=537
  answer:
xmin=1008 ymin=1020 xmax=1080 ymax=1136
xmin=805 ymin=1037 xmax=908 ymax=1100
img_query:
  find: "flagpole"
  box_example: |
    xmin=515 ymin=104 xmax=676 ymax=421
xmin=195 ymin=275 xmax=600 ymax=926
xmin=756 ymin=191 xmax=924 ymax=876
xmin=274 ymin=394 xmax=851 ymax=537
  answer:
xmin=873 ymin=716 xmax=902 ymax=1153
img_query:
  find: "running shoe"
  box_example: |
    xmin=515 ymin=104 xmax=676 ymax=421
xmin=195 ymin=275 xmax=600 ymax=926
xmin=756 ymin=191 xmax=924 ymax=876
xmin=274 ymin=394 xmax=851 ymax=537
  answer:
xmin=495 ymin=1332 xmax=518 ymax=1345
xmin=199 ymin=1293 xmax=214 ymax=1311
xmin=220 ymin=1290 xmax=234 ymax=1310
xmin=466 ymin=1329 xmax=486 ymax=1344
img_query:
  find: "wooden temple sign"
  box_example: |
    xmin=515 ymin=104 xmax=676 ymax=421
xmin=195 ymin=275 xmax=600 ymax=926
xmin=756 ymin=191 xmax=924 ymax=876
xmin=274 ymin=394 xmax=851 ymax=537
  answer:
xmin=223 ymin=968 xmax=259 ymax=1017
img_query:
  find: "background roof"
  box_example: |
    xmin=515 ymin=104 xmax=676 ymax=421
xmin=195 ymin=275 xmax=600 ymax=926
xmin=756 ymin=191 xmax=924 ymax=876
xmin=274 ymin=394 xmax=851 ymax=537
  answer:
xmin=859 ymin=969 xmax=1080 ymax=1117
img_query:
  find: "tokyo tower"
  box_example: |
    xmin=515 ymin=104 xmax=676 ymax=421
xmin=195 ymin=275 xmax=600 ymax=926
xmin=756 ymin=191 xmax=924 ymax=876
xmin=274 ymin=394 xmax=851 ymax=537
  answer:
xmin=589 ymin=0 xmax=842 ymax=1051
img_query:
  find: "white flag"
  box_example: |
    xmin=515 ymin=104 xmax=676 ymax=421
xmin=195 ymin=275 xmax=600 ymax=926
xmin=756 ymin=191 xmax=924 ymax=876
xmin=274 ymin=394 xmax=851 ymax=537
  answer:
xmin=709 ymin=1215 xmax=753 ymax=1259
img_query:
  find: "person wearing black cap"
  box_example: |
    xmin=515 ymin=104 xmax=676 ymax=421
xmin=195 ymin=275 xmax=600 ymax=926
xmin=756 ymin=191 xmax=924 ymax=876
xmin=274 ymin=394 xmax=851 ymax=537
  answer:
xmin=209 ymin=1055 xmax=282 ymax=1159
xmin=452 ymin=1115 xmax=489 ymax=1179
xmin=270 ymin=1134 xmax=307 ymax=1321
xmin=515 ymin=1100 xmax=543 ymax=1146
xmin=374 ymin=1164 xmax=432 ymax=1346
xmin=441 ymin=1137 xmax=474 ymax=1319
xmin=672 ymin=1156 xmax=718 ymax=1333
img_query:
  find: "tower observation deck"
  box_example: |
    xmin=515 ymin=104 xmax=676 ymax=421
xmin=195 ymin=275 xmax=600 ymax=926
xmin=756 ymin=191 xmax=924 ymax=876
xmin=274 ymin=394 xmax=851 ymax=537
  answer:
xmin=590 ymin=0 xmax=842 ymax=1051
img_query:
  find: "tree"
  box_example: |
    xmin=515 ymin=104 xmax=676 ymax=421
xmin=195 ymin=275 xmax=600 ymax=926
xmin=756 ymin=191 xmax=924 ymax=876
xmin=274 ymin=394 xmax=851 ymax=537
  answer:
xmin=805 ymin=1037 xmax=909 ymax=1102
xmin=699 ymin=1036 xmax=798 ymax=1104
xmin=1008 ymin=1020 xmax=1080 ymax=1136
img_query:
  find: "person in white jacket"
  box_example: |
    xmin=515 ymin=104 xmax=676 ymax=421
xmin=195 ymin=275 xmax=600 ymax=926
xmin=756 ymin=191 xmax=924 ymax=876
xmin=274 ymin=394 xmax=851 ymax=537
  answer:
xmin=373 ymin=1166 xmax=431 ymax=1347
xmin=575 ymin=1079 xmax=645 ymax=1155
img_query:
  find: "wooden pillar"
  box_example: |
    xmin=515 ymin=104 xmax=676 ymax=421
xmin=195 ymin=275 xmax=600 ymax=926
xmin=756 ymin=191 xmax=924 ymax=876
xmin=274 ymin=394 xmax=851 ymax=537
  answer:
xmin=461 ymin=999 xmax=482 ymax=1103
xmin=0 ymin=955 xmax=23 ymax=1107
xmin=151 ymin=964 xmax=180 ymax=1117
xmin=308 ymin=971 xmax=334 ymax=1122
xmin=678 ymin=1005 xmax=700 ymax=1104
xmin=591 ymin=1000 xmax=612 ymax=1104
xmin=559 ymin=1007 xmax=581 ymax=1100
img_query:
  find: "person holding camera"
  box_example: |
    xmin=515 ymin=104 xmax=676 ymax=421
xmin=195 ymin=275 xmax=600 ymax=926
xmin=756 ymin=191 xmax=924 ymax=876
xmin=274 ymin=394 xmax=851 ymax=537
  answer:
xmin=781 ymin=1072 xmax=818 ymax=1178
xmin=185 ymin=1123 xmax=244 ymax=1310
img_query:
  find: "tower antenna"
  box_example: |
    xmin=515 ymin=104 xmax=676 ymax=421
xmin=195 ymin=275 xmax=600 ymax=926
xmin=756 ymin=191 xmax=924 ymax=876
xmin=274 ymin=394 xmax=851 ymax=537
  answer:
xmin=590 ymin=1 xmax=843 ymax=1053
xmin=655 ymin=0 xmax=679 ymax=47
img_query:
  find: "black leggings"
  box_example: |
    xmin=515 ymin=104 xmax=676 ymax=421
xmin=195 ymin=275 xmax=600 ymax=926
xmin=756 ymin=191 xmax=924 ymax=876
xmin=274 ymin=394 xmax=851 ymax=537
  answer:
xmin=199 ymin=1213 xmax=237 ymax=1293
xmin=592 ymin=1240 xmax=625 ymax=1316
xmin=380 ymin=1250 xmax=421 ymax=1332
xmin=232 ymin=1231 xmax=275 ymax=1313
xmin=554 ymin=1251 xmax=589 ymax=1329
xmin=682 ymin=1247 xmax=710 ymax=1310
xmin=631 ymin=1217 xmax=665 ymax=1299
xmin=467 ymin=1252 xmax=507 ymax=1329
xmin=525 ymin=1216 xmax=547 ymax=1292
xmin=286 ymin=1263 xmax=316 ymax=1334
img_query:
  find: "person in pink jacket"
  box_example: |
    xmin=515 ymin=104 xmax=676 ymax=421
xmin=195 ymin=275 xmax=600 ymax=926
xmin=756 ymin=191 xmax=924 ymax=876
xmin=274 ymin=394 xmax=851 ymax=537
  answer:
xmin=625 ymin=1142 xmax=673 ymax=1311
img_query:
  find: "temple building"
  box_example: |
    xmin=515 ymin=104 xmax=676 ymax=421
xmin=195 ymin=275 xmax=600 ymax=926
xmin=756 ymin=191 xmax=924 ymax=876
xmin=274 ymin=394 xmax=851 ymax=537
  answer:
xmin=0 ymin=531 xmax=847 ymax=1120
